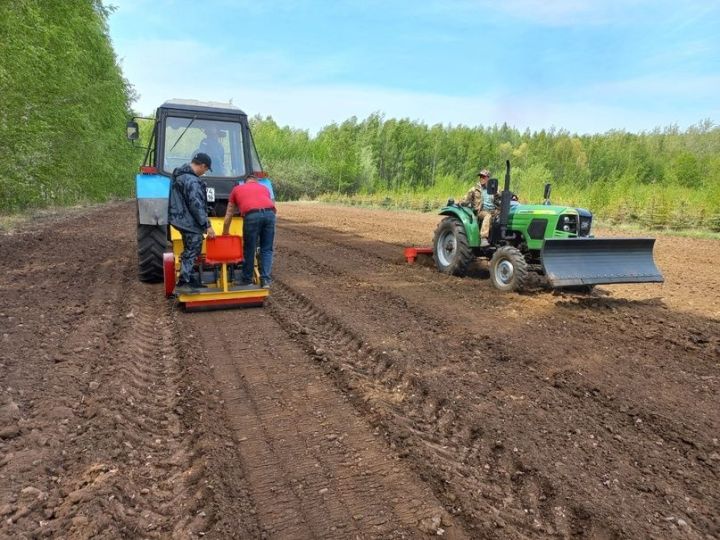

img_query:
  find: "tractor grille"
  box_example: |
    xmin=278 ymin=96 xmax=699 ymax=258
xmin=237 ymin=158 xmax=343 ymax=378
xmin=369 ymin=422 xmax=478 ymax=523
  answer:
xmin=579 ymin=215 xmax=592 ymax=237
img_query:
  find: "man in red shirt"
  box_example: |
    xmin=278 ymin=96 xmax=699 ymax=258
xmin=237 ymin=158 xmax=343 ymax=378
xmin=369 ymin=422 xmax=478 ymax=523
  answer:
xmin=222 ymin=174 xmax=276 ymax=288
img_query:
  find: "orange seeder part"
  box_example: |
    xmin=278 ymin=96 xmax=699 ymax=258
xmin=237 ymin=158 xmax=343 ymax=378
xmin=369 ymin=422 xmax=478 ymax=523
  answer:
xmin=404 ymin=246 xmax=433 ymax=264
xmin=206 ymin=235 xmax=243 ymax=264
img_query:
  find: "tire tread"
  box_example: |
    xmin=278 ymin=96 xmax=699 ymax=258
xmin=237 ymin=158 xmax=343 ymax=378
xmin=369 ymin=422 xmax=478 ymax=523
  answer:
xmin=432 ymin=217 xmax=475 ymax=277
xmin=490 ymin=245 xmax=528 ymax=292
xmin=137 ymin=225 xmax=167 ymax=283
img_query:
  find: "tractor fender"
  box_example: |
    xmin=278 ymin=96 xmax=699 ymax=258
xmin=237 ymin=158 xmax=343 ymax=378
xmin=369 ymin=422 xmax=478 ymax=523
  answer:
xmin=438 ymin=206 xmax=480 ymax=247
xmin=136 ymin=173 xmax=170 ymax=225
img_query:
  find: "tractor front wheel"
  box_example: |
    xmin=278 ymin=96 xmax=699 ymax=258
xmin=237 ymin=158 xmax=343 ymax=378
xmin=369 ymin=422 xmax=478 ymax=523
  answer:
xmin=432 ymin=217 xmax=474 ymax=276
xmin=137 ymin=224 xmax=167 ymax=283
xmin=490 ymin=246 xmax=528 ymax=292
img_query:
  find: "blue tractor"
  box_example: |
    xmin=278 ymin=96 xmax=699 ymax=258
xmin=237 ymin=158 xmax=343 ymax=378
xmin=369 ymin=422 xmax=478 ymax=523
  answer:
xmin=126 ymin=99 xmax=273 ymax=283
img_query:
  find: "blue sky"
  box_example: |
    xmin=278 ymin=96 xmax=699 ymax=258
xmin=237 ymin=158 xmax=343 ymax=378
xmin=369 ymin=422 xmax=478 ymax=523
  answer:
xmin=108 ymin=0 xmax=720 ymax=134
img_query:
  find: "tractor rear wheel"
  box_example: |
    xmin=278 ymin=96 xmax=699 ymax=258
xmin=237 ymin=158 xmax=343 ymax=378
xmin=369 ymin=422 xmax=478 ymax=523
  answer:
xmin=432 ymin=217 xmax=474 ymax=276
xmin=137 ymin=224 xmax=167 ymax=283
xmin=490 ymin=246 xmax=528 ymax=292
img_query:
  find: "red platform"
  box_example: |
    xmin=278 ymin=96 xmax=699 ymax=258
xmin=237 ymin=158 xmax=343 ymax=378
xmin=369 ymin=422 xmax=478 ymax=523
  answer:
xmin=404 ymin=246 xmax=433 ymax=264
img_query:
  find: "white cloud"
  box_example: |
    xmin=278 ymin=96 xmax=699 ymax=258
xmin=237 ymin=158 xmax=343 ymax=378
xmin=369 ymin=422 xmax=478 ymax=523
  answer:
xmin=117 ymin=39 xmax=221 ymax=79
xmin=126 ymin=79 xmax=717 ymax=135
xmin=585 ymin=74 xmax=720 ymax=99
xmin=112 ymin=21 xmax=718 ymax=135
xmin=115 ymin=35 xmax=348 ymax=92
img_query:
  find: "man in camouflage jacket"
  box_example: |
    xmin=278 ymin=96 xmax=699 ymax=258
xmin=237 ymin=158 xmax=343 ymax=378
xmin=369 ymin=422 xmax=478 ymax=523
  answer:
xmin=168 ymin=153 xmax=216 ymax=291
xmin=461 ymin=169 xmax=496 ymax=247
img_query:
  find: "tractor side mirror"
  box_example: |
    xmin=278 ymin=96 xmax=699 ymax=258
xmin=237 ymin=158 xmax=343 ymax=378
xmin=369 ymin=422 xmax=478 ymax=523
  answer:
xmin=126 ymin=120 xmax=139 ymax=141
xmin=487 ymin=178 xmax=499 ymax=195
xmin=543 ymin=183 xmax=552 ymax=205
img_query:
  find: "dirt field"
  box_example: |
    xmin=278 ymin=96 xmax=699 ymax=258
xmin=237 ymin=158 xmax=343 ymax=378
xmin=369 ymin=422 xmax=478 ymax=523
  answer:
xmin=1 ymin=201 xmax=718 ymax=539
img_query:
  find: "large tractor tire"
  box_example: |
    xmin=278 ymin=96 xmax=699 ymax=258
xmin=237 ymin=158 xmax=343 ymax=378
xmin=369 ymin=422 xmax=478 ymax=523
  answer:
xmin=489 ymin=246 xmax=528 ymax=292
xmin=137 ymin=224 xmax=167 ymax=283
xmin=432 ymin=217 xmax=474 ymax=276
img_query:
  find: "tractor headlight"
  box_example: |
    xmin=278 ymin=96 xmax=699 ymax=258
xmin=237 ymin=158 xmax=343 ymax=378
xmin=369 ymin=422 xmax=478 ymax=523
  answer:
xmin=563 ymin=216 xmax=570 ymax=223
xmin=563 ymin=225 xmax=570 ymax=231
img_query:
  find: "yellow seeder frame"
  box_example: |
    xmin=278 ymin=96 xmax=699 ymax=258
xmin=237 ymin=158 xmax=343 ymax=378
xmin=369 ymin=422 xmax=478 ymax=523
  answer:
xmin=169 ymin=216 xmax=269 ymax=309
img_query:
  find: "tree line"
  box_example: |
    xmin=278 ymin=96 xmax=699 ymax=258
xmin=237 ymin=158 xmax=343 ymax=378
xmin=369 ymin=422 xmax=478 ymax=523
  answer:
xmin=252 ymin=114 xmax=720 ymax=230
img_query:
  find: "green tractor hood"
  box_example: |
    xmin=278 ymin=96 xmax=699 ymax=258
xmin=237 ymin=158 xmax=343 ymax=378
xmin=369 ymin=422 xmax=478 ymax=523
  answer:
xmin=438 ymin=202 xmax=592 ymax=249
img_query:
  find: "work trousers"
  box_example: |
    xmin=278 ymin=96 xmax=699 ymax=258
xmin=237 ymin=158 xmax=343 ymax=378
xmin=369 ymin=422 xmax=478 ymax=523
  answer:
xmin=179 ymin=230 xmax=203 ymax=284
xmin=478 ymin=210 xmax=495 ymax=240
xmin=241 ymin=211 xmax=276 ymax=283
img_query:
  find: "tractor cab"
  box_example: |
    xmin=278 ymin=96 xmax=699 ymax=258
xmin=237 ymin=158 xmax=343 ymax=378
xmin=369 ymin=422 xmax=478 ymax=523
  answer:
xmin=129 ymin=99 xmax=267 ymax=224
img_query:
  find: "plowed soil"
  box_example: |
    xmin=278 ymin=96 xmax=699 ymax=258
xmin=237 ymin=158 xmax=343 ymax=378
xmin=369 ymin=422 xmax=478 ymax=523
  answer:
xmin=1 ymin=201 xmax=718 ymax=539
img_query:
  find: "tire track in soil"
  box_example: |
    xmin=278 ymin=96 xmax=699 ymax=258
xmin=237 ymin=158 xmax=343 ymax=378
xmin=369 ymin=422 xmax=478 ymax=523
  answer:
xmin=268 ymin=280 xmax=574 ymax=538
xmin=192 ymin=308 xmax=466 ymax=539
xmin=46 ymin=275 xmax=206 ymax=538
xmin=270 ymin=220 xmax=720 ymax=539
xmin=278 ymin=223 xmax=720 ymax=433
xmin=277 ymin=234 xmax=718 ymax=456
xmin=279 ymin=221 xmax=720 ymax=361
xmin=1 ymin=219 xmax=138 ymax=537
xmin=0 ymin=204 xmax=257 ymax=538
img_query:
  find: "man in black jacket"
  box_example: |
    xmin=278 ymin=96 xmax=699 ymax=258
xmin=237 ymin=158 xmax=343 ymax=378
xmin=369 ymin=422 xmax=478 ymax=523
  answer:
xmin=168 ymin=153 xmax=216 ymax=292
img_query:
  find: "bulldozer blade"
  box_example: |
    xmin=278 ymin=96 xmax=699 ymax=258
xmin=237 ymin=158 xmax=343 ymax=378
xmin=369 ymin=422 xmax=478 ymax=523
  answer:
xmin=541 ymin=238 xmax=664 ymax=288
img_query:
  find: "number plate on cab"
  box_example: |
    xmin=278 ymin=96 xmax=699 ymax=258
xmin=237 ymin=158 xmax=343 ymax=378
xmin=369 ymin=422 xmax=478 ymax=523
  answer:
xmin=206 ymin=187 xmax=215 ymax=202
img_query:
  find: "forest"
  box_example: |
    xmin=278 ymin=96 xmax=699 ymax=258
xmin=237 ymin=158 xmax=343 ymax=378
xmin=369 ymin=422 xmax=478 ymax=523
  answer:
xmin=0 ymin=0 xmax=137 ymax=212
xmin=252 ymin=114 xmax=720 ymax=230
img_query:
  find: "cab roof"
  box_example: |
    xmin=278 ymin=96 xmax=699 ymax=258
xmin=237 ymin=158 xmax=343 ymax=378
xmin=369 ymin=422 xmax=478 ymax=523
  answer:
xmin=159 ymin=99 xmax=247 ymax=116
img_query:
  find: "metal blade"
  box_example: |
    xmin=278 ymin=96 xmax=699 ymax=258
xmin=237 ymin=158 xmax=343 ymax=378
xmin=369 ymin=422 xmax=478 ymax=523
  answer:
xmin=541 ymin=238 xmax=664 ymax=287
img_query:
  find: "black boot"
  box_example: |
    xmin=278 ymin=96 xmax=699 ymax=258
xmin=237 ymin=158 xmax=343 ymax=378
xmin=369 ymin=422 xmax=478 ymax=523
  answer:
xmin=175 ymin=279 xmax=192 ymax=293
xmin=189 ymin=276 xmax=207 ymax=290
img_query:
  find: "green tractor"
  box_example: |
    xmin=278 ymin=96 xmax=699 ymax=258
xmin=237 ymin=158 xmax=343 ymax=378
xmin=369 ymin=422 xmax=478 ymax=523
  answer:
xmin=432 ymin=161 xmax=664 ymax=292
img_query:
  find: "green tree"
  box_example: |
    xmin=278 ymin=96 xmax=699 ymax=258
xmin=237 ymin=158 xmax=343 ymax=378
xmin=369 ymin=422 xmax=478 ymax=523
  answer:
xmin=250 ymin=113 xmax=719 ymax=228
xmin=0 ymin=0 xmax=138 ymax=212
